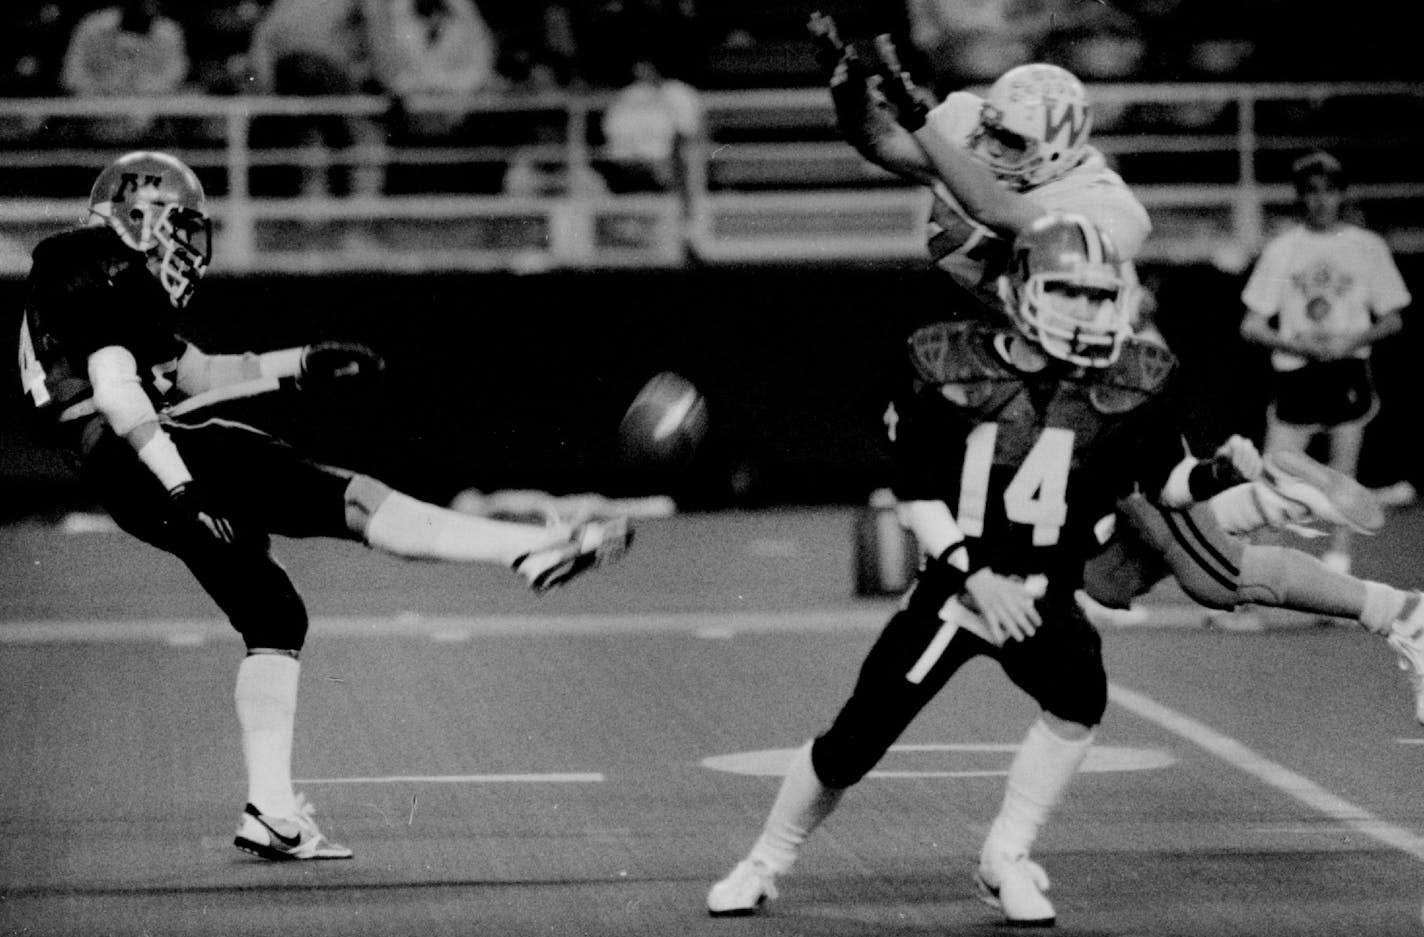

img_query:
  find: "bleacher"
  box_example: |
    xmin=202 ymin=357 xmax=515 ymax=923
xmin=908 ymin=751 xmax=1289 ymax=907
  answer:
xmin=0 ymin=78 xmax=1421 ymax=278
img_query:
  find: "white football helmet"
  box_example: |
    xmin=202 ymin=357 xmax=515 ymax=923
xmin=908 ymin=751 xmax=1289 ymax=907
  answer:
xmin=968 ymin=63 xmax=1092 ymax=191
xmin=88 ymin=151 xmax=211 ymax=308
xmin=999 ymin=213 xmax=1133 ymax=367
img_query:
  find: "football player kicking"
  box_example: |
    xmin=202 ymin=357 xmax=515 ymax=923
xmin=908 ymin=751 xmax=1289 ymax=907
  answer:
xmin=16 ymin=151 xmax=634 ymax=861
xmin=809 ymin=15 xmax=1424 ymax=726
xmin=709 ymin=214 xmax=1264 ymax=924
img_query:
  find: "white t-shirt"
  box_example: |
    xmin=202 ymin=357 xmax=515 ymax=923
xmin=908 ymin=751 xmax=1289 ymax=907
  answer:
xmin=602 ymin=79 xmax=703 ymax=163
xmin=1241 ymin=223 xmax=1411 ymax=371
xmin=919 ymin=91 xmax=1151 ymax=310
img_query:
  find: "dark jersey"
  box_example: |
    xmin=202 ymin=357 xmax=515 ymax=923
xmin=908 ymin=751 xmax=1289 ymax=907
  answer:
xmin=891 ymin=320 xmax=1184 ymax=603
xmin=18 ymin=227 xmax=183 ymax=443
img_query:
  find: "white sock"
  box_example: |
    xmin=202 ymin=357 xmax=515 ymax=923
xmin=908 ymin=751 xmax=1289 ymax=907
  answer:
xmin=984 ymin=719 xmax=1094 ymax=860
xmin=1208 ymin=483 xmax=1277 ymax=536
xmin=235 ymin=651 xmax=300 ymax=817
xmin=1361 ymin=582 xmax=1412 ymax=635
xmin=364 ymin=491 xmax=557 ymax=566
xmin=748 ymin=741 xmax=844 ymax=874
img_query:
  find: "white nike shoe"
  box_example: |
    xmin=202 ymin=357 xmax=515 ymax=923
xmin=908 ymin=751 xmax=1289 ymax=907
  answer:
xmin=234 ymin=793 xmax=353 ymax=861
xmin=975 ymin=848 xmax=1055 ymax=927
xmin=1388 ymin=596 xmax=1424 ymax=725
xmin=513 ymin=517 xmax=634 ymax=593
xmin=707 ymin=858 xmax=779 ymax=917
xmin=1255 ymin=450 xmax=1384 ymax=535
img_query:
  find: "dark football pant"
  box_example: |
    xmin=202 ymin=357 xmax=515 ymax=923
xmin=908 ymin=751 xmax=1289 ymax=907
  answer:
xmin=810 ymin=592 xmax=1107 ymax=790
xmin=76 ymin=418 xmax=356 ymax=652
xmin=1083 ymin=494 xmax=1245 ymax=611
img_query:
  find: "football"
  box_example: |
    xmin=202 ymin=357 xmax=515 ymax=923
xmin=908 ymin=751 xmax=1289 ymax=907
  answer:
xmin=617 ymin=371 xmax=709 ymax=466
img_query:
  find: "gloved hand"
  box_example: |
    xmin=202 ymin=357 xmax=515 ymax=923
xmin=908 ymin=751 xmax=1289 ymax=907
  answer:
xmin=168 ymin=481 xmax=238 ymax=545
xmin=299 ymin=341 xmax=385 ymax=388
xmin=1214 ymin=433 xmax=1263 ymax=482
xmin=807 ymin=11 xmax=861 ymax=83
xmin=963 ymin=568 xmax=1043 ymax=642
xmin=866 ymin=34 xmax=935 ymax=131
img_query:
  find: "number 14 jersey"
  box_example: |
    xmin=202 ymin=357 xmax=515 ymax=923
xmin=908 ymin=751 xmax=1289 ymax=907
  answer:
xmin=892 ymin=321 xmax=1185 ymax=604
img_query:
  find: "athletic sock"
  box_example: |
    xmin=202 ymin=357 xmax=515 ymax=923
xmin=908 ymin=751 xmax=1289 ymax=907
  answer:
xmin=748 ymin=741 xmax=844 ymax=874
xmin=235 ymin=651 xmax=300 ymax=818
xmin=984 ymin=718 xmax=1093 ymax=860
xmin=364 ymin=491 xmax=557 ymax=565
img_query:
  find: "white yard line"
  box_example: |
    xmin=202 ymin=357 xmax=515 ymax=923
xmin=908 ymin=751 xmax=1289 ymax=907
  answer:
xmin=0 ymin=604 xmax=1224 ymax=643
xmin=296 ymin=773 xmax=604 ymax=784
xmin=1110 ymin=682 xmax=1424 ymax=862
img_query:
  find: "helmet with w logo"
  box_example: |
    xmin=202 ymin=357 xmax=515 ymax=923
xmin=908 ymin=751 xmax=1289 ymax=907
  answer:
xmin=88 ymin=151 xmax=212 ymax=308
xmin=969 ymin=63 xmax=1092 ymax=190
xmin=999 ymin=213 xmax=1133 ymax=367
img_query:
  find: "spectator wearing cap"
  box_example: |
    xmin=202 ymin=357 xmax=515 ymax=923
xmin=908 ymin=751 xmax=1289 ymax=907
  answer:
xmin=1239 ymin=151 xmax=1412 ymax=573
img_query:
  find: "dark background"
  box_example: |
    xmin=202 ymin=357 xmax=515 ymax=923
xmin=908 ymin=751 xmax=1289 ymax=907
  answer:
xmin=3 ymin=258 xmax=1419 ymax=519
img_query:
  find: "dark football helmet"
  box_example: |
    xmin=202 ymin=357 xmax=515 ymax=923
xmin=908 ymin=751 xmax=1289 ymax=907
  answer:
xmin=999 ymin=213 xmax=1134 ymax=367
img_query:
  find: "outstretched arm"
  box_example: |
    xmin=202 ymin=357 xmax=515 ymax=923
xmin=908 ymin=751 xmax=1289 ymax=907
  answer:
xmin=172 ymin=340 xmax=385 ymax=400
xmin=866 ymin=36 xmax=1046 ymax=237
xmin=809 ymin=13 xmax=934 ymax=184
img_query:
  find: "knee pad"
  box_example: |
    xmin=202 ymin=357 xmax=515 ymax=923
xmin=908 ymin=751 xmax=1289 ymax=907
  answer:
xmin=343 ymin=474 xmax=395 ymax=539
xmin=809 ymin=730 xmax=883 ymax=790
xmin=1235 ymin=544 xmax=1296 ymax=607
xmin=232 ymin=568 xmax=310 ymax=653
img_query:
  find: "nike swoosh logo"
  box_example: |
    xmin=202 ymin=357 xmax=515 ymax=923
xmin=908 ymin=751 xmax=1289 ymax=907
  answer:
xmin=248 ymin=807 xmax=302 ymax=848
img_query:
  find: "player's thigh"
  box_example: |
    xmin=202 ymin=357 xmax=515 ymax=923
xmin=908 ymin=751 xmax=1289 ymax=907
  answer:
xmin=167 ymin=419 xmax=355 ymax=539
xmin=997 ymin=602 xmax=1107 ymax=728
xmin=77 ymin=432 xmax=188 ymax=551
xmin=1124 ymin=498 xmax=1246 ymax=610
xmin=1083 ymin=505 xmax=1172 ymax=608
xmin=814 ymin=604 xmax=988 ymax=786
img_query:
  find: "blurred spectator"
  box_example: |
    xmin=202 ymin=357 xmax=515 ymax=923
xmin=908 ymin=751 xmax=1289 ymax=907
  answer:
xmin=485 ymin=1 xmax=580 ymax=89
xmin=598 ymin=57 xmax=703 ymax=196
xmin=367 ymin=0 xmax=497 ymax=126
xmin=183 ymin=1 xmax=268 ymax=95
xmin=60 ymin=0 xmax=190 ymax=144
xmin=2 ymin=3 xmax=70 ymax=97
xmin=1239 ymin=151 xmax=1412 ymax=574
xmin=249 ymin=0 xmax=387 ymax=200
xmin=905 ymin=0 xmax=1048 ymax=85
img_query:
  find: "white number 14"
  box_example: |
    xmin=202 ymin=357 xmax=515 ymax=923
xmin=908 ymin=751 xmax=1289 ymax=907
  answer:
xmin=957 ymin=423 xmax=1072 ymax=546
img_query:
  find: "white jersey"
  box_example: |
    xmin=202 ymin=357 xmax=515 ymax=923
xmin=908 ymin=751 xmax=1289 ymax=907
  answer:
xmin=1241 ymin=222 xmax=1411 ymax=371
xmin=919 ymin=91 xmax=1151 ymax=312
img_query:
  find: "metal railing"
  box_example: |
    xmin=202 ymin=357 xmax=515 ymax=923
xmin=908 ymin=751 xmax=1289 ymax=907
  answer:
xmin=0 ymin=81 xmax=1420 ymax=275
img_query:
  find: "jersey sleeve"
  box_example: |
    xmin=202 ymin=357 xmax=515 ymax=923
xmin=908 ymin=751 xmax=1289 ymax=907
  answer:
xmin=1366 ymin=233 xmax=1411 ymax=316
xmin=1044 ymin=179 xmax=1152 ymax=261
xmin=888 ymin=383 xmax=969 ymax=504
xmin=922 ymin=91 xmax=983 ymax=148
xmin=1240 ymin=237 xmax=1287 ymax=316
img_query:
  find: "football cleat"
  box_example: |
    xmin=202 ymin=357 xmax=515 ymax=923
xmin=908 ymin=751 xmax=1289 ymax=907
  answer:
xmin=1387 ymin=596 xmax=1424 ymax=725
xmin=975 ymin=849 xmax=1056 ymax=927
xmin=234 ymin=794 xmax=352 ymax=861
xmin=1254 ymin=449 xmax=1384 ymax=535
xmin=707 ymin=858 xmax=780 ymax=917
xmin=513 ymin=517 xmax=634 ymax=593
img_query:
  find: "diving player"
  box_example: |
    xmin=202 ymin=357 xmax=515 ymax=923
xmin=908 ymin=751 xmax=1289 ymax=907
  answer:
xmin=808 ymin=15 xmax=1424 ymax=727
xmin=16 ymin=151 xmax=635 ymax=862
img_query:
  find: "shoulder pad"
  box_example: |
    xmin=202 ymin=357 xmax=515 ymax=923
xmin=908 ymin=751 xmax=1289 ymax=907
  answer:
xmin=907 ymin=321 xmax=1012 ymax=385
xmin=1089 ymin=337 xmax=1176 ymax=413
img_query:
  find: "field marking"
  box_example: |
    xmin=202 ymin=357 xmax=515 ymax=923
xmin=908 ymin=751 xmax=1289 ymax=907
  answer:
xmin=1110 ymin=682 xmax=1424 ymax=862
xmin=702 ymin=742 xmax=1175 ymax=779
xmin=296 ymin=773 xmax=604 ymax=784
xmin=0 ymin=604 xmax=1220 ymax=644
